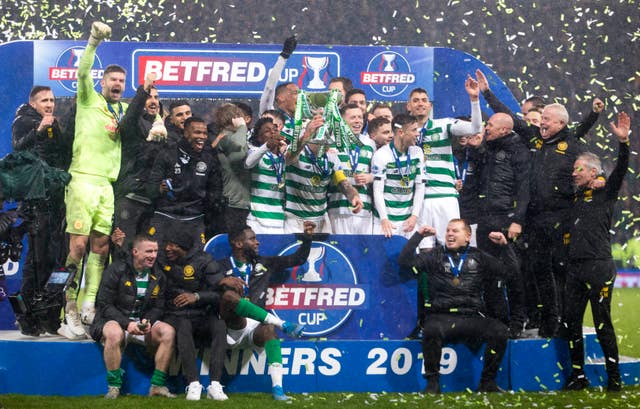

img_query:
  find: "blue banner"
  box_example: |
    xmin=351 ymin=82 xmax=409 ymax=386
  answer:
xmin=205 ymin=234 xmax=417 ymax=340
xmin=0 ymin=40 xmax=519 ymax=157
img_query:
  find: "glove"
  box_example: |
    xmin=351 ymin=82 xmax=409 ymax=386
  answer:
xmin=147 ymin=117 xmax=168 ymax=142
xmin=89 ymin=21 xmax=111 ymax=46
xmin=280 ymin=36 xmax=297 ymax=59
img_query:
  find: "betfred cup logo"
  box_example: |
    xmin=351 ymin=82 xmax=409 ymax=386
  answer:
xmin=49 ymin=46 xmax=104 ymax=92
xmin=267 ymin=241 xmax=367 ymax=336
xmin=360 ymin=51 xmax=415 ymax=98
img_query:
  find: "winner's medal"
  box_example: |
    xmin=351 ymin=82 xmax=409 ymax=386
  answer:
xmin=310 ymin=175 xmax=321 ymax=186
xmin=445 ymin=247 xmax=469 ymax=288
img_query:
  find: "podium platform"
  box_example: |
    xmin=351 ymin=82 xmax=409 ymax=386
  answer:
xmin=1 ymin=329 xmax=638 ymax=396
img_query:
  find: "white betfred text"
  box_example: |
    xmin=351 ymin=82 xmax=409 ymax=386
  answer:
xmin=266 ymin=285 xmax=366 ymax=309
xmin=142 ymin=59 xmax=266 ymax=83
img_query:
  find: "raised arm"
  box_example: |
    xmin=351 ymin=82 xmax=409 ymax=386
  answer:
xmin=573 ymin=97 xmax=604 ymax=140
xmin=259 ymin=36 xmax=297 ymax=114
xmin=604 ymin=111 xmax=631 ymax=200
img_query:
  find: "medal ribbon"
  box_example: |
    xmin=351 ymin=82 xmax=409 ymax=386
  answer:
xmin=266 ymin=151 xmax=285 ymax=186
xmin=390 ymin=141 xmax=411 ymax=185
xmin=304 ymin=145 xmax=329 ymax=178
xmin=102 ymin=94 xmax=124 ymax=126
xmin=230 ymin=257 xmax=251 ymax=296
xmin=453 ymin=149 xmax=469 ymax=184
xmin=445 ymin=247 xmax=469 ymax=281
xmin=348 ymin=145 xmax=361 ymax=172
xmin=416 ymin=119 xmax=432 ymax=151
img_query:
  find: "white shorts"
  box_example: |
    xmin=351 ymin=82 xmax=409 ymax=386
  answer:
xmin=372 ymin=218 xmax=417 ymax=239
xmin=329 ymin=213 xmax=372 ymax=234
xmin=284 ymin=214 xmax=326 ymax=234
xmin=419 ymin=196 xmax=460 ymax=249
xmin=246 ymin=216 xmax=285 ymax=234
xmin=226 ymin=318 xmax=262 ymax=350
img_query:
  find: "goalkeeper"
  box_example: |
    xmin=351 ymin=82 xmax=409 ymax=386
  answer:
xmin=60 ymin=22 xmax=129 ymax=340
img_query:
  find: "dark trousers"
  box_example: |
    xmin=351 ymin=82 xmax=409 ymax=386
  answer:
xmin=20 ymin=202 xmax=65 ymax=298
xmin=476 ymin=217 xmax=527 ymax=330
xmin=563 ymin=259 xmax=620 ymax=380
xmin=525 ymin=213 xmax=570 ymax=329
xmin=422 ymin=313 xmax=508 ymax=383
xmin=147 ymin=212 xmax=205 ymax=251
xmin=165 ymin=312 xmax=227 ymax=382
xmin=113 ymin=197 xmax=153 ymax=262
xmin=224 ymin=207 xmax=250 ymax=233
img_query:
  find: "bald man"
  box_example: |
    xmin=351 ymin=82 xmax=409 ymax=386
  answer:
xmin=468 ymin=112 xmax=530 ymax=337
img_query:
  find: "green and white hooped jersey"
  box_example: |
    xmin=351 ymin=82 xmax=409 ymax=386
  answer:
xmin=285 ymin=149 xmax=342 ymax=222
xmin=372 ymin=144 xmax=425 ymax=222
xmin=249 ymin=151 xmax=286 ymax=226
xmin=418 ymin=118 xmax=458 ymax=199
xmin=129 ymin=271 xmax=149 ymax=320
xmin=327 ymin=141 xmax=374 ymax=216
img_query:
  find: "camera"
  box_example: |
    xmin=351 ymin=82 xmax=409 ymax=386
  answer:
xmin=9 ymin=266 xmax=77 ymax=336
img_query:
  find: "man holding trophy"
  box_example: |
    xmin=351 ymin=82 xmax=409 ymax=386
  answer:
xmin=282 ymin=89 xmax=363 ymax=233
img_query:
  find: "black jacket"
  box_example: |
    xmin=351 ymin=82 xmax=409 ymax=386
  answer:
xmin=114 ymin=85 xmax=167 ymax=201
xmin=214 ymin=234 xmax=312 ymax=308
xmin=12 ymin=104 xmax=72 ymax=171
xmin=89 ymin=258 xmax=167 ymax=341
xmin=158 ymin=248 xmax=222 ymax=316
xmin=480 ymin=88 xmax=599 ymax=146
xmin=164 ymin=119 xmax=184 ymax=147
xmin=398 ymin=233 xmax=517 ymax=316
xmin=453 ymin=144 xmax=481 ymax=224
xmin=568 ymin=142 xmax=629 ymax=261
xmin=475 ymin=132 xmax=530 ymax=224
xmin=148 ymin=138 xmax=224 ymax=217
xmin=527 ymin=126 xmax=586 ymax=216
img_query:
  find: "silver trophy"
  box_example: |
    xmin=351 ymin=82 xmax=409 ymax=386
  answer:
xmin=305 ymin=56 xmax=329 ymax=90
xmin=300 ymin=246 xmax=325 ymax=282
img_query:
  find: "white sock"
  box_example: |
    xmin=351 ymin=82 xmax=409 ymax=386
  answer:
xmin=263 ymin=313 xmax=284 ymax=328
xmin=268 ymin=363 xmax=284 ymax=388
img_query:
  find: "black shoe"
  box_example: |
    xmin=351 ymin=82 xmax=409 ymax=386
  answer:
xmin=477 ymin=380 xmax=504 ymax=393
xmin=508 ymin=325 xmax=523 ymax=339
xmin=424 ymin=379 xmax=440 ymax=394
xmin=407 ymin=325 xmax=424 ymax=340
xmin=538 ymin=321 xmax=558 ymax=338
xmin=564 ymin=373 xmax=589 ymax=391
xmin=607 ymin=377 xmax=622 ymax=392
xmin=15 ymin=316 xmax=42 ymax=337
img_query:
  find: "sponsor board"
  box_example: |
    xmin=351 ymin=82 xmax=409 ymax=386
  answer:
xmin=132 ymin=49 xmax=340 ymax=94
xmin=204 ymin=234 xmax=416 ymax=340
xmin=361 ymin=51 xmax=416 ymax=98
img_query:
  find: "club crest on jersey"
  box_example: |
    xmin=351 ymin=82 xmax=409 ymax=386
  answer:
xmin=267 ymin=241 xmax=367 ymax=336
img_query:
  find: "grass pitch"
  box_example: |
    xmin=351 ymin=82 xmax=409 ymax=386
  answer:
xmin=2 ymin=388 xmax=640 ymax=409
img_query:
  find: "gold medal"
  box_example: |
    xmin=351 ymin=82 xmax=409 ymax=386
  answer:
xmin=452 ymin=277 xmax=461 ymax=286
xmin=310 ymin=175 xmax=321 ymax=186
xmin=278 ymin=182 xmax=285 ymax=189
